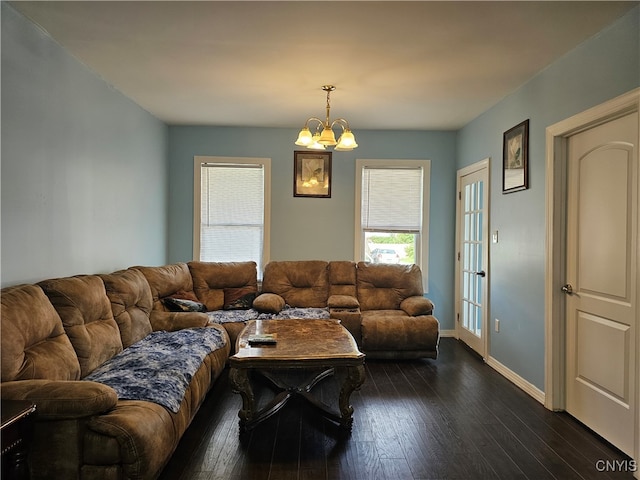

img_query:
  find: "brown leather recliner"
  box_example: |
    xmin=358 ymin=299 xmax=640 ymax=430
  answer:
xmin=356 ymin=262 xmax=440 ymax=359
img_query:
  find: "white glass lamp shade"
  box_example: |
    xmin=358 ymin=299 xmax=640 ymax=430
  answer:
xmin=318 ymin=126 xmax=337 ymax=145
xmin=307 ymin=132 xmax=326 ymax=150
xmin=295 ymin=127 xmax=313 ymax=146
xmin=335 ymin=130 xmax=358 ymax=150
xmin=334 ymin=143 xmax=354 ymax=151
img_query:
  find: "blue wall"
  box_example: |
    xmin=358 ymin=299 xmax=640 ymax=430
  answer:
xmin=168 ymin=127 xmax=457 ymax=329
xmin=457 ymin=6 xmax=639 ymax=389
xmin=3 ymin=0 xmax=638 ymax=393
xmin=1 ymin=3 xmax=169 ymax=287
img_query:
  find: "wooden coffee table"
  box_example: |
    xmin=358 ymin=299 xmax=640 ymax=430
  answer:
xmin=229 ymin=319 xmax=365 ymax=432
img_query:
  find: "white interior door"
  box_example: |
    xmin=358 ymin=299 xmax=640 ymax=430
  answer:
xmin=456 ymin=159 xmax=489 ymax=358
xmin=565 ymin=111 xmax=638 ymax=457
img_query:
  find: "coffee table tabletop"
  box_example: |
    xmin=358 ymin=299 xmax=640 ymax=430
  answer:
xmin=231 ymin=318 xmax=365 ymax=365
xmin=229 ymin=319 xmax=366 ymax=432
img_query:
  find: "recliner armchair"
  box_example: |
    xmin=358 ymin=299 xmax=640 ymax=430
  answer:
xmin=356 ymin=262 xmax=439 ymax=359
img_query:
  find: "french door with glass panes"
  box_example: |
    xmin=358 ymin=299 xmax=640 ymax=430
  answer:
xmin=456 ymin=159 xmax=489 ymax=358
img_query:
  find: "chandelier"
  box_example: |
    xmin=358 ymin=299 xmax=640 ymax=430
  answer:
xmin=294 ymin=85 xmax=358 ymax=151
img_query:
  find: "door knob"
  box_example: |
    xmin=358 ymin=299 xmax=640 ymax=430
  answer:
xmin=474 ymin=270 xmax=486 ymax=277
xmin=561 ymin=284 xmax=573 ymax=294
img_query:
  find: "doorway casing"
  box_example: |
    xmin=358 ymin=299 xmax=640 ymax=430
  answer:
xmin=544 ymin=88 xmax=639 ymax=472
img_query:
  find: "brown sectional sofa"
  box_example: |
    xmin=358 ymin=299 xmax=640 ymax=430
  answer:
xmin=257 ymin=261 xmax=440 ymax=359
xmin=0 ymin=259 xmax=439 ymax=479
xmin=1 ymin=267 xmax=231 ymax=480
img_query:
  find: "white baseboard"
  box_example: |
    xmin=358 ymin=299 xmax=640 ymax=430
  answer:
xmin=441 ymin=334 xmax=546 ymax=405
xmin=439 ymin=329 xmax=457 ymax=338
xmin=487 ymin=356 xmax=546 ymax=405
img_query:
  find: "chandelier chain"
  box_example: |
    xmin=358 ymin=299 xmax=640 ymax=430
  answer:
xmin=324 ymin=86 xmax=333 ymax=126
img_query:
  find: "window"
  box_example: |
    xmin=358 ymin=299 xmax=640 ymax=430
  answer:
xmin=355 ymin=159 xmax=430 ymax=287
xmin=193 ymin=156 xmax=270 ymax=274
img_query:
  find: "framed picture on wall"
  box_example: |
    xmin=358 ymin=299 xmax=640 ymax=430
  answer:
xmin=293 ymin=150 xmax=332 ymax=198
xmin=502 ymin=119 xmax=529 ymax=193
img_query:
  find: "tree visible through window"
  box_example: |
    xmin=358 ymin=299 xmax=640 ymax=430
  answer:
xmin=356 ymin=159 xmax=430 ymax=285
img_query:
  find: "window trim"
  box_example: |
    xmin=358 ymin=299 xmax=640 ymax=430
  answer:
xmin=193 ymin=156 xmax=271 ymax=270
xmin=354 ymin=159 xmax=431 ymax=290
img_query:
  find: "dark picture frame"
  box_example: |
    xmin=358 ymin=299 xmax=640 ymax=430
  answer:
xmin=293 ymin=150 xmax=332 ymax=198
xmin=502 ymin=119 xmax=529 ymax=193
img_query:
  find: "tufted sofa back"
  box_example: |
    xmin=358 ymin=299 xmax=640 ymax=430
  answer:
xmin=1 ymin=284 xmax=81 ymax=382
xmin=356 ymin=262 xmax=424 ymax=311
xmin=133 ymin=263 xmax=195 ymax=311
xmin=261 ymin=261 xmax=330 ymax=307
xmin=188 ymin=261 xmax=258 ymax=311
xmin=99 ymin=269 xmax=153 ymax=348
xmin=38 ymin=275 xmax=123 ymax=378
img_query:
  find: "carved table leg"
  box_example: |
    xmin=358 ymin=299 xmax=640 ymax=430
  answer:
xmin=338 ymin=364 xmax=366 ymax=431
xmin=228 ymin=367 xmax=254 ymax=431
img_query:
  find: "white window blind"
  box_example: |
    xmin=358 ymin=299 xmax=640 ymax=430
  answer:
xmin=355 ymin=159 xmax=430 ymax=288
xmin=200 ymin=163 xmax=264 ymax=270
xmin=361 ymin=166 xmax=423 ymax=232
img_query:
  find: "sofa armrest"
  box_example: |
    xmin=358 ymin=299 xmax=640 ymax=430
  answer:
xmin=400 ymin=296 xmax=434 ymax=316
xmin=253 ymin=293 xmax=285 ymax=313
xmin=1 ymin=380 xmax=117 ymax=419
xmin=149 ymin=311 xmax=209 ymax=331
xmin=328 ymin=294 xmax=360 ymax=309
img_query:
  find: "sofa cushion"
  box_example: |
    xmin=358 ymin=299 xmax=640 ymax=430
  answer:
xmin=188 ymin=261 xmax=258 ymax=311
xmin=328 ymin=261 xmax=357 ymax=297
xmin=253 ymin=293 xmax=286 ymax=313
xmin=328 ymin=294 xmax=360 ymax=309
xmin=400 ymin=296 xmax=434 ymax=316
xmin=0 ymin=379 xmax=117 ymax=419
xmin=87 ymin=400 xmax=177 ymax=480
xmin=84 ymin=328 xmax=226 ymax=413
xmin=361 ymin=313 xmax=439 ymax=351
xmin=149 ymin=311 xmax=209 ymax=332
xmin=133 ymin=263 xmax=195 ymax=311
xmin=99 ymin=269 xmax=153 ymax=349
xmin=261 ymin=260 xmax=329 ymax=307
xmin=38 ymin=275 xmax=123 ymax=378
xmin=1 ymin=284 xmax=81 ymax=382
xmin=356 ymin=262 xmax=424 ymax=311
xmin=85 ymin=337 xmax=229 ymax=480
xmin=169 ymin=290 xmax=200 ymax=302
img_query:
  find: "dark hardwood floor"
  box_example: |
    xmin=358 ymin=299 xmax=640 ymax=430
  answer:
xmin=159 ymin=338 xmax=635 ymax=480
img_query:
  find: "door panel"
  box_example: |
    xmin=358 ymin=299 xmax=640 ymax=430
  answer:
xmin=576 ymin=311 xmax=629 ymax=402
xmin=578 ymin=145 xmax=632 ymax=298
xmin=456 ymin=160 xmax=489 ymax=357
xmin=566 ymin=112 xmax=637 ymax=456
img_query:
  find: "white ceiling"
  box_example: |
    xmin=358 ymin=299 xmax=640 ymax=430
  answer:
xmin=11 ymin=1 xmax=638 ymax=130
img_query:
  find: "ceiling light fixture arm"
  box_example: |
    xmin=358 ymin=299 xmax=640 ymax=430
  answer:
xmin=301 ymin=117 xmax=325 ymax=131
xmin=299 ymin=117 xmax=350 ymax=132
xmin=331 ymin=118 xmax=352 ymax=131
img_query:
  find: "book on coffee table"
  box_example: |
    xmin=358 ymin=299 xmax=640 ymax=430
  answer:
xmin=248 ymin=333 xmax=277 ymax=345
